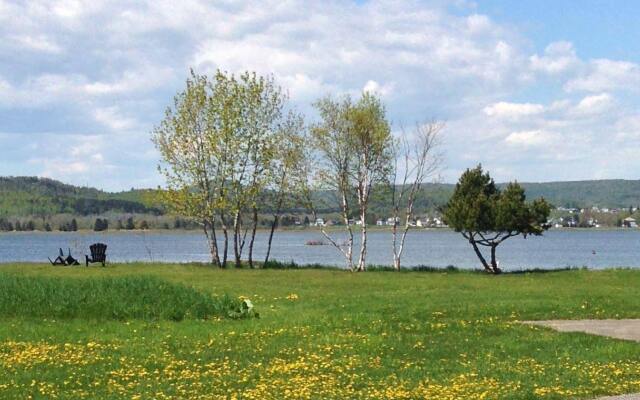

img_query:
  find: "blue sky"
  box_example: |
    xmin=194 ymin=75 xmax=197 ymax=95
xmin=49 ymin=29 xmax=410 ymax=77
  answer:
xmin=1 ymin=0 xmax=639 ymax=191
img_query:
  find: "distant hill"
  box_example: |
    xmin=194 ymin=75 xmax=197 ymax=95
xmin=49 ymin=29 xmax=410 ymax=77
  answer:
xmin=515 ymin=180 xmax=640 ymax=209
xmin=345 ymin=180 xmax=640 ymax=215
xmin=0 ymin=176 xmax=162 ymax=217
xmin=408 ymin=180 xmax=640 ymax=211
xmin=0 ymin=176 xmax=638 ymax=218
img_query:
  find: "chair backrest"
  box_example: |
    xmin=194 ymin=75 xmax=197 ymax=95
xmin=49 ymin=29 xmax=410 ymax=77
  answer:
xmin=90 ymin=243 xmax=107 ymax=259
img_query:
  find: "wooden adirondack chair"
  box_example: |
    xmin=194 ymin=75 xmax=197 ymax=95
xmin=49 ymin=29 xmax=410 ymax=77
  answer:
xmin=49 ymin=248 xmax=80 ymax=266
xmin=86 ymin=243 xmax=107 ymax=266
xmin=48 ymin=248 xmax=66 ymax=266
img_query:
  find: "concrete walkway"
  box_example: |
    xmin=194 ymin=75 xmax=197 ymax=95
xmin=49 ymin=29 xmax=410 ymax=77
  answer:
xmin=522 ymin=319 xmax=640 ymax=342
xmin=522 ymin=319 xmax=640 ymax=399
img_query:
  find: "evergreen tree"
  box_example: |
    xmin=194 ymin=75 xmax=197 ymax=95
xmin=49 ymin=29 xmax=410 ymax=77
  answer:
xmin=0 ymin=218 xmax=13 ymax=231
xmin=44 ymin=222 xmax=52 ymax=232
xmin=444 ymin=165 xmax=550 ymax=274
xmin=70 ymin=218 xmax=78 ymax=231
xmin=125 ymin=217 xmax=135 ymax=230
xmin=94 ymin=218 xmax=109 ymax=231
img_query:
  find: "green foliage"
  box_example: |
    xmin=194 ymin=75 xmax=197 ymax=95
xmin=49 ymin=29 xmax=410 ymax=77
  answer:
xmin=59 ymin=218 xmax=78 ymax=232
xmin=93 ymin=218 xmax=108 ymax=231
xmin=444 ymin=165 xmax=497 ymax=232
xmin=152 ymin=69 xmax=302 ymax=267
xmin=445 ymin=165 xmax=551 ymax=273
xmin=0 ymin=274 xmax=253 ymax=321
xmin=0 ymin=176 xmax=162 ymax=217
xmin=445 ymin=166 xmax=550 ymax=235
xmin=311 ymin=93 xmax=393 ymax=193
xmin=125 ymin=217 xmax=135 ymax=230
xmin=310 ymin=92 xmax=393 ymax=270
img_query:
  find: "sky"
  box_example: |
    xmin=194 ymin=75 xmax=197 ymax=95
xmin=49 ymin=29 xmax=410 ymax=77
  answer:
xmin=1 ymin=0 xmax=639 ymax=191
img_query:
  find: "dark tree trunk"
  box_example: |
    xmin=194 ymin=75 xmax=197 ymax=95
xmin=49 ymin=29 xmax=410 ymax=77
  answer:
xmin=264 ymin=192 xmax=285 ymax=266
xmin=233 ymin=210 xmax=242 ymax=268
xmin=468 ymin=236 xmax=492 ymax=273
xmin=220 ymin=212 xmax=229 ymax=268
xmin=248 ymin=206 xmax=258 ymax=268
xmin=264 ymin=214 xmax=278 ymax=265
xmin=490 ymin=244 xmax=501 ymax=274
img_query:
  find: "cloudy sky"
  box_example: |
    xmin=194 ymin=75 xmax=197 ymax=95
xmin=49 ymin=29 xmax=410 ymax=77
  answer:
xmin=1 ymin=0 xmax=639 ymax=191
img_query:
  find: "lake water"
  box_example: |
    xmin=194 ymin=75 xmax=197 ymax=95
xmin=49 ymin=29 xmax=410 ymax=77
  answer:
xmin=1 ymin=229 xmax=639 ymax=270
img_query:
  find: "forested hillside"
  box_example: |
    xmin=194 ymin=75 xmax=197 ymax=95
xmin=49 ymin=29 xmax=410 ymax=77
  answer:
xmin=0 ymin=177 xmax=162 ymax=217
xmin=518 ymin=180 xmax=640 ymax=209
xmin=0 ymin=176 xmax=639 ymax=219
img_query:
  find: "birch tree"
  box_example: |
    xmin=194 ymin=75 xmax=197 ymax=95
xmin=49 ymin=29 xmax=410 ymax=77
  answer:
xmin=152 ymin=71 xmax=226 ymax=266
xmin=153 ymin=70 xmax=293 ymax=268
xmin=311 ymin=93 xmax=393 ymax=271
xmin=263 ymin=112 xmax=308 ymax=264
xmin=390 ymin=121 xmax=444 ymax=270
xmin=234 ymin=73 xmax=284 ymax=268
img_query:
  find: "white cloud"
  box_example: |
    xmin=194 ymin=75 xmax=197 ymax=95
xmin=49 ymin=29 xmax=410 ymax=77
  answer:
xmin=10 ymin=34 xmax=63 ymax=54
xmin=362 ymin=80 xmax=394 ymax=97
xmin=565 ymin=59 xmax=640 ymax=92
xmin=82 ymin=66 xmax=174 ymax=96
xmin=504 ymin=130 xmax=556 ymax=147
xmin=614 ymin=115 xmax=640 ymax=141
xmin=483 ymin=102 xmax=544 ymax=119
xmin=570 ymin=93 xmax=613 ymax=116
xmin=530 ymin=41 xmax=579 ymax=74
xmin=93 ymin=107 xmax=137 ymax=131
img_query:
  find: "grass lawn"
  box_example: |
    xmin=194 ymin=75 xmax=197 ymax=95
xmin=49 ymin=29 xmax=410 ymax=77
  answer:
xmin=0 ymin=264 xmax=639 ymax=399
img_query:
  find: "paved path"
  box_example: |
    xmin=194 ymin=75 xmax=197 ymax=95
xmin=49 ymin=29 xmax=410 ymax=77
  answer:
xmin=522 ymin=319 xmax=640 ymax=399
xmin=522 ymin=319 xmax=640 ymax=342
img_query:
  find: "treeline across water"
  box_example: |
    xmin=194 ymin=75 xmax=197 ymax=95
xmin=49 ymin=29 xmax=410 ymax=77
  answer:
xmin=0 ymin=213 xmax=315 ymax=233
xmin=0 ymin=215 xmax=197 ymax=232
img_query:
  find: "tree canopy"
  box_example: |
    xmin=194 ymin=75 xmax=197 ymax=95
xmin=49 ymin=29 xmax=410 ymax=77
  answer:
xmin=444 ymin=165 xmax=550 ymax=273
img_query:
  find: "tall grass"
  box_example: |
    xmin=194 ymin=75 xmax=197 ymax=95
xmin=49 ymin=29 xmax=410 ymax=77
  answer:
xmin=0 ymin=274 xmax=252 ymax=321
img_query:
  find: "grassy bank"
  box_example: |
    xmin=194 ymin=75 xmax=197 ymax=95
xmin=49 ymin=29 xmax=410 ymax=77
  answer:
xmin=0 ymin=264 xmax=639 ymax=399
xmin=0 ymin=274 xmax=252 ymax=321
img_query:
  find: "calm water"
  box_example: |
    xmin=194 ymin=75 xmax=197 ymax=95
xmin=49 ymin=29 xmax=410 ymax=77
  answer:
xmin=1 ymin=229 xmax=639 ymax=270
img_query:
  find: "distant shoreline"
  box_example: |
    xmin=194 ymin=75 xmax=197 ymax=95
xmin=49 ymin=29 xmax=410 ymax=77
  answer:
xmin=0 ymin=226 xmax=637 ymax=235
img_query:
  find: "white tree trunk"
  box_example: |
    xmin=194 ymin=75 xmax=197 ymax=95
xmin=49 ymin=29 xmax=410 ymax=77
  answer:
xmin=356 ymin=207 xmax=367 ymax=271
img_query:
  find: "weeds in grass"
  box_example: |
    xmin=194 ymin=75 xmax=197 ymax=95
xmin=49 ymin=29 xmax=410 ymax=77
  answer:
xmin=0 ymin=274 xmax=255 ymax=321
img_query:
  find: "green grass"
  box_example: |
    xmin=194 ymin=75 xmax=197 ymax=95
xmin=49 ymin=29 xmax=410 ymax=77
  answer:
xmin=0 ymin=274 xmax=250 ymax=321
xmin=0 ymin=263 xmax=639 ymax=399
